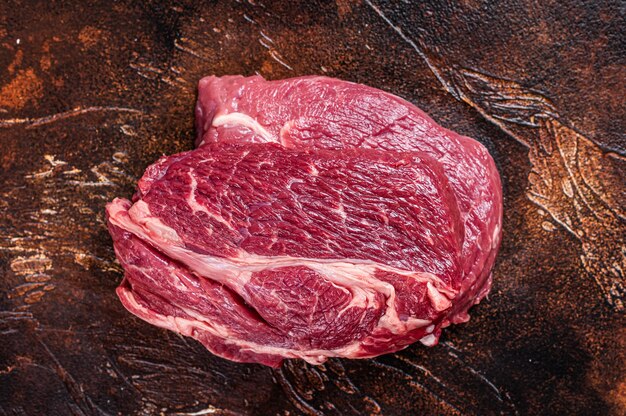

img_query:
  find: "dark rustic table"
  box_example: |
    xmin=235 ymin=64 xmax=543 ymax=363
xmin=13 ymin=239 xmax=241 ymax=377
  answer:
xmin=1 ymin=1 xmax=624 ymax=415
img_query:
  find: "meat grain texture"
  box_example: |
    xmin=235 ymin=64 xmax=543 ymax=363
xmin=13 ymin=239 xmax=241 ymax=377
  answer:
xmin=107 ymin=76 xmax=503 ymax=367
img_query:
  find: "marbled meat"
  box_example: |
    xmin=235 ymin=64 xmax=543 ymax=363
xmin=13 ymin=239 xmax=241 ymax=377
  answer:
xmin=106 ymin=75 xmax=503 ymax=367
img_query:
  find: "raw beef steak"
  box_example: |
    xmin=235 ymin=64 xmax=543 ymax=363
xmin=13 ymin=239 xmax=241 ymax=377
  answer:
xmin=107 ymin=75 xmax=503 ymax=366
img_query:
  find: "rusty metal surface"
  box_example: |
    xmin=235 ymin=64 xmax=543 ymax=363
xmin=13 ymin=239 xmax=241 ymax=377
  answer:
xmin=1 ymin=1 xmax=624 ymax=415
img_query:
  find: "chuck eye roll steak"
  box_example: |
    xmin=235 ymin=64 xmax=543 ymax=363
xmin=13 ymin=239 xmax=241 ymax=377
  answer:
xmin=106 ymin=75 xmax=503 ymax=367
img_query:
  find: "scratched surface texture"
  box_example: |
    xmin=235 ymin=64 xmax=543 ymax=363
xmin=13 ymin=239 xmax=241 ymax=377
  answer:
xmin=1 ymin=0 xmax=624 ymax=415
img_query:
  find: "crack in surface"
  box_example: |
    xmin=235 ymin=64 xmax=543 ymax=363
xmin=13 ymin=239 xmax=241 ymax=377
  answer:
xmin=0 ymin=106 xmax=145 ymax=129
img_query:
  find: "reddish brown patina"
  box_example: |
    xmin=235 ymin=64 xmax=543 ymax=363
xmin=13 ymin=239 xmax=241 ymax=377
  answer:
xmin=0 ymin=1 xmax=623 ymax=415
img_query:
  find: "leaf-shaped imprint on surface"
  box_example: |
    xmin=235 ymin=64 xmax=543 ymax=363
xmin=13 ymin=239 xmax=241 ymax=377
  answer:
xmin=432 ymin=65 xmax=625 ymax=311
xmin=366 ymin=0 xmax=625 ymax=310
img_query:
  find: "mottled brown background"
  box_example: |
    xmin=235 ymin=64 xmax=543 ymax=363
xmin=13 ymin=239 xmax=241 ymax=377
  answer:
xmin=1 ymin=1 xmax=624 ymax=415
